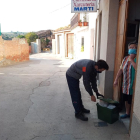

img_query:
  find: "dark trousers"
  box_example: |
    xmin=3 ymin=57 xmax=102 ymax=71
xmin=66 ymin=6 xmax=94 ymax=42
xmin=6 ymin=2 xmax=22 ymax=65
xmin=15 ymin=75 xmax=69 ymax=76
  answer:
xmin=66 ymin=73 xmax=84 ymax=114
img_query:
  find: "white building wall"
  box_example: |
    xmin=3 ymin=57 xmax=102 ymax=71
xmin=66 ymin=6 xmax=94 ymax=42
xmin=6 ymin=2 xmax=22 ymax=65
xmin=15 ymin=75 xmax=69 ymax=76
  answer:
xmin=72 ymin=28 xmax=89 ymax=60
xmin=89 ymin=13 xmax=97 ymax=29
xmin=130 ymin=45 xmax=140 ymax=139
xmin=96 ymin=0 xmax=119 ymax=98
xmin=31 ymin=39 xmax=41 ymax=54
xmin=54 ymin=33 xmax=66 ymax=58
xmin=53 ymin=13 xmax=97 ymax=60
xmin=129 ymin=0 xmax=140 ymax=137
xmin=90 ymin=28 xmax=94 ymax=60
xmin=36 ymin=39 xmax=41 ymax=53
xmin=52 ymin=39 xmax=56 ymax=54
xmin=55 ymin=34 xmax=59 ymax=54
xmin=71 ymin=12 xmax=97 ymax=60
xmin=89 ymin=13 xmax=97 ymax=60
xmin=61 ymin=33 xmax=65 ymax=58
xmin=59 ymin=35 xmax=63 ymax=56
xmin=64 ymin=33 xmax=67 ymax=57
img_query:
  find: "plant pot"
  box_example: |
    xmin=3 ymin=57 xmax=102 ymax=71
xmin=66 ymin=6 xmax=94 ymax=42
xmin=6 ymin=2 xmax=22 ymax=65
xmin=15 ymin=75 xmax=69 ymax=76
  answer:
xmin=83 ymin=22 xmax=88 ymax=26
xmin=78 ymin=22 xmax=83 ymax=26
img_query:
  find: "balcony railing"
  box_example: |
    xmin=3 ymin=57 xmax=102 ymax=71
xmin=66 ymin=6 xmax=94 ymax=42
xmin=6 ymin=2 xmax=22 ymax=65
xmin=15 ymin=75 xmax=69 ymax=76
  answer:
xmin=70 ymin=13 xmax=89 ymax=30
xmin=70 ymin=13 xmax=80 ymax=29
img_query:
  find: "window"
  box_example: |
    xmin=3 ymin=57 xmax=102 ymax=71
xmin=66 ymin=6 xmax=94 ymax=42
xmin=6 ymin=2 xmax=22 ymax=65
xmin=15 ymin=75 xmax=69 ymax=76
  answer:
xmin=81 ymin=37 xmax=84 ymax=52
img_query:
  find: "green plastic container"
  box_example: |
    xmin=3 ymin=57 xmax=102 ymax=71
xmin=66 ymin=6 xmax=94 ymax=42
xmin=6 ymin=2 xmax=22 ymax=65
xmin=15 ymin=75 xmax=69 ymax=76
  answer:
xmin=96 ymin=98 xmax=119 ymax=124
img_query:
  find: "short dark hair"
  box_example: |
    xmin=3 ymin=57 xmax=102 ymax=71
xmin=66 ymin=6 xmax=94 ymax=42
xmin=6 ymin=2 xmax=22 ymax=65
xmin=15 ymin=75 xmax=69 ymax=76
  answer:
xmin=128 ymin=41 xmax=138 ymax=48
xmin=96 ymin=60 xmax=109 ymax=70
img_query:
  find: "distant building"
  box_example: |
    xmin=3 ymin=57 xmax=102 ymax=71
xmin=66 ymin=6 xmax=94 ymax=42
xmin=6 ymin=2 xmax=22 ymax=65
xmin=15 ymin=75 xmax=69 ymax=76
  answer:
xmin=36 ymin=30 xmax=54 ymax=40
xmin=36 ymin=30 xmax=55 ymax=50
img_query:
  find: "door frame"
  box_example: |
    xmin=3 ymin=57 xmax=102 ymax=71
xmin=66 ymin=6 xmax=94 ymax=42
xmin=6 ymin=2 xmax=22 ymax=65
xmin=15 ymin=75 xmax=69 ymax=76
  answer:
xmin=67 ymin=33 xmax=74 ymax=58
xmin=129 ymin=25 xmax=140 ymax=134
xmin=114 ymin=0 xmax=140 ymax=134
xmin=113 ymin=0 xmax=129 ymax=101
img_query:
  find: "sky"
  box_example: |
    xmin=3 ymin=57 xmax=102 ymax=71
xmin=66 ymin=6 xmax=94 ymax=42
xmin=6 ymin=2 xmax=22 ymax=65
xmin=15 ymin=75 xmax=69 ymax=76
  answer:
xmin=0 ymin=0 xmax=74 ymax=32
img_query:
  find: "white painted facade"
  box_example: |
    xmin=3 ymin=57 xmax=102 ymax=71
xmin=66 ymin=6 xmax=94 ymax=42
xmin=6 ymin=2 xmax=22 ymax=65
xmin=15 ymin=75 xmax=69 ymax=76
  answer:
xmin=52 ymin=30 xmax=71 ymax=58
xmin=96 ymin=0 xmax=140 ymax=139
xmin=31 ymin=39 xmax=41 ymax=54
xmin=71 ymin=13 xmax=97 ymax=60
xmin=52 ymin=13 xmax=97 ymax=60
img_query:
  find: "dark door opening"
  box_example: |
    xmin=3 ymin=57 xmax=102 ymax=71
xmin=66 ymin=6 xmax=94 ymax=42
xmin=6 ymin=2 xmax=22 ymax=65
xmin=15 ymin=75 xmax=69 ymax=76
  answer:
xmin=119 ymin=0 xmax=140 ymax=132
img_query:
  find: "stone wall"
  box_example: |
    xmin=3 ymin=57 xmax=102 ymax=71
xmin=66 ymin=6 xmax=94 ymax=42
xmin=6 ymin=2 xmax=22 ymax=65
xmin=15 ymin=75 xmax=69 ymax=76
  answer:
xmin=0 ymin=36 xmax=29 ymax=66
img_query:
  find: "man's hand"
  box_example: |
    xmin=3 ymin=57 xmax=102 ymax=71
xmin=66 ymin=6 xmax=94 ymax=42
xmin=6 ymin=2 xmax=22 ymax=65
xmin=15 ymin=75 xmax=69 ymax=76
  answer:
xmin=95 ymin=92 xmax=104 ymax=99
xmin=91 ymin=95 xmax=96 ymax=102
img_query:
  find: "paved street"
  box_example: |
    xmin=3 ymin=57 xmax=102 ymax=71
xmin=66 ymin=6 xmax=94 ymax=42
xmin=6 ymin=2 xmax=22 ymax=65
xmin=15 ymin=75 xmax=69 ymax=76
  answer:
xmin=0 ymin=53 xmax=130 ymax=140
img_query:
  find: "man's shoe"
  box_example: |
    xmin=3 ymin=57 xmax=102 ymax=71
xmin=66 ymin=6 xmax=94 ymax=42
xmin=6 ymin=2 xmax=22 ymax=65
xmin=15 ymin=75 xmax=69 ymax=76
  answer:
xmin=82 ymin=108 xmax=90 ymax=114
xmin=120 ymin=114 xmax=130 ymax=119
xmin=75 ymin=112 xmax=88 ymax=121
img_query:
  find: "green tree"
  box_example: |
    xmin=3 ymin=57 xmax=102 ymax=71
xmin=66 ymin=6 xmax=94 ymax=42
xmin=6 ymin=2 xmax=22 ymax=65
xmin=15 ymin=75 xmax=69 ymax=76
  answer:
xmin=46 ymin=38 xmax=50 ymax=45
xmin=25 ymin=32 xmax=38 ymax=45
xmin=17 ymin=35 xmax=25 ymax=38
xmin=41 ymin=38 xmax=47 ymax=50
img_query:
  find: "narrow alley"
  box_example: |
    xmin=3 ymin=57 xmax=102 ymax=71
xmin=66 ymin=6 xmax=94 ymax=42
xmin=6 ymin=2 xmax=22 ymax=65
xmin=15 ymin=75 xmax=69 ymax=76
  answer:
xmin=0 ymin=53 xmax=129 ymax=140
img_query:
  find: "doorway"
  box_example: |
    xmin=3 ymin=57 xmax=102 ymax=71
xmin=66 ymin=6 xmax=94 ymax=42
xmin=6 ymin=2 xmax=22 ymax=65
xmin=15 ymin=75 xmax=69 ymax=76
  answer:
xmin=114 ymin=0 xmax=140 ymax=133
xmin=67 ymin=33 xmax=74 ymax=58
xmin=57 ymin=35 xmax=62 ymax=54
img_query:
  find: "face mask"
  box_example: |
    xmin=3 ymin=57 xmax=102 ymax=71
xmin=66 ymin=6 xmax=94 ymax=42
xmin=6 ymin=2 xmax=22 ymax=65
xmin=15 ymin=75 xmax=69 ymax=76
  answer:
xmin=128 ymin=49 xmax=137 ymax=54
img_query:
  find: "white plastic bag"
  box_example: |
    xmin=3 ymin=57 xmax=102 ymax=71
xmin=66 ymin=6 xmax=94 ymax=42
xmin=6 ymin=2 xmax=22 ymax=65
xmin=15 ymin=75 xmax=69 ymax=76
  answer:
xmin=99 ymin=100 xmax=108 ymax=107
xmin=107 ymin=104 xmax=116 ymax=109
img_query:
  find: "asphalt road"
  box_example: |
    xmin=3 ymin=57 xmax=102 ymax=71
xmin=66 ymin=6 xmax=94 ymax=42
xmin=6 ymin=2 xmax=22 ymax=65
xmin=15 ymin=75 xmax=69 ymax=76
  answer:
xmin=0 ymin=53 xmax=129 ymax=140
